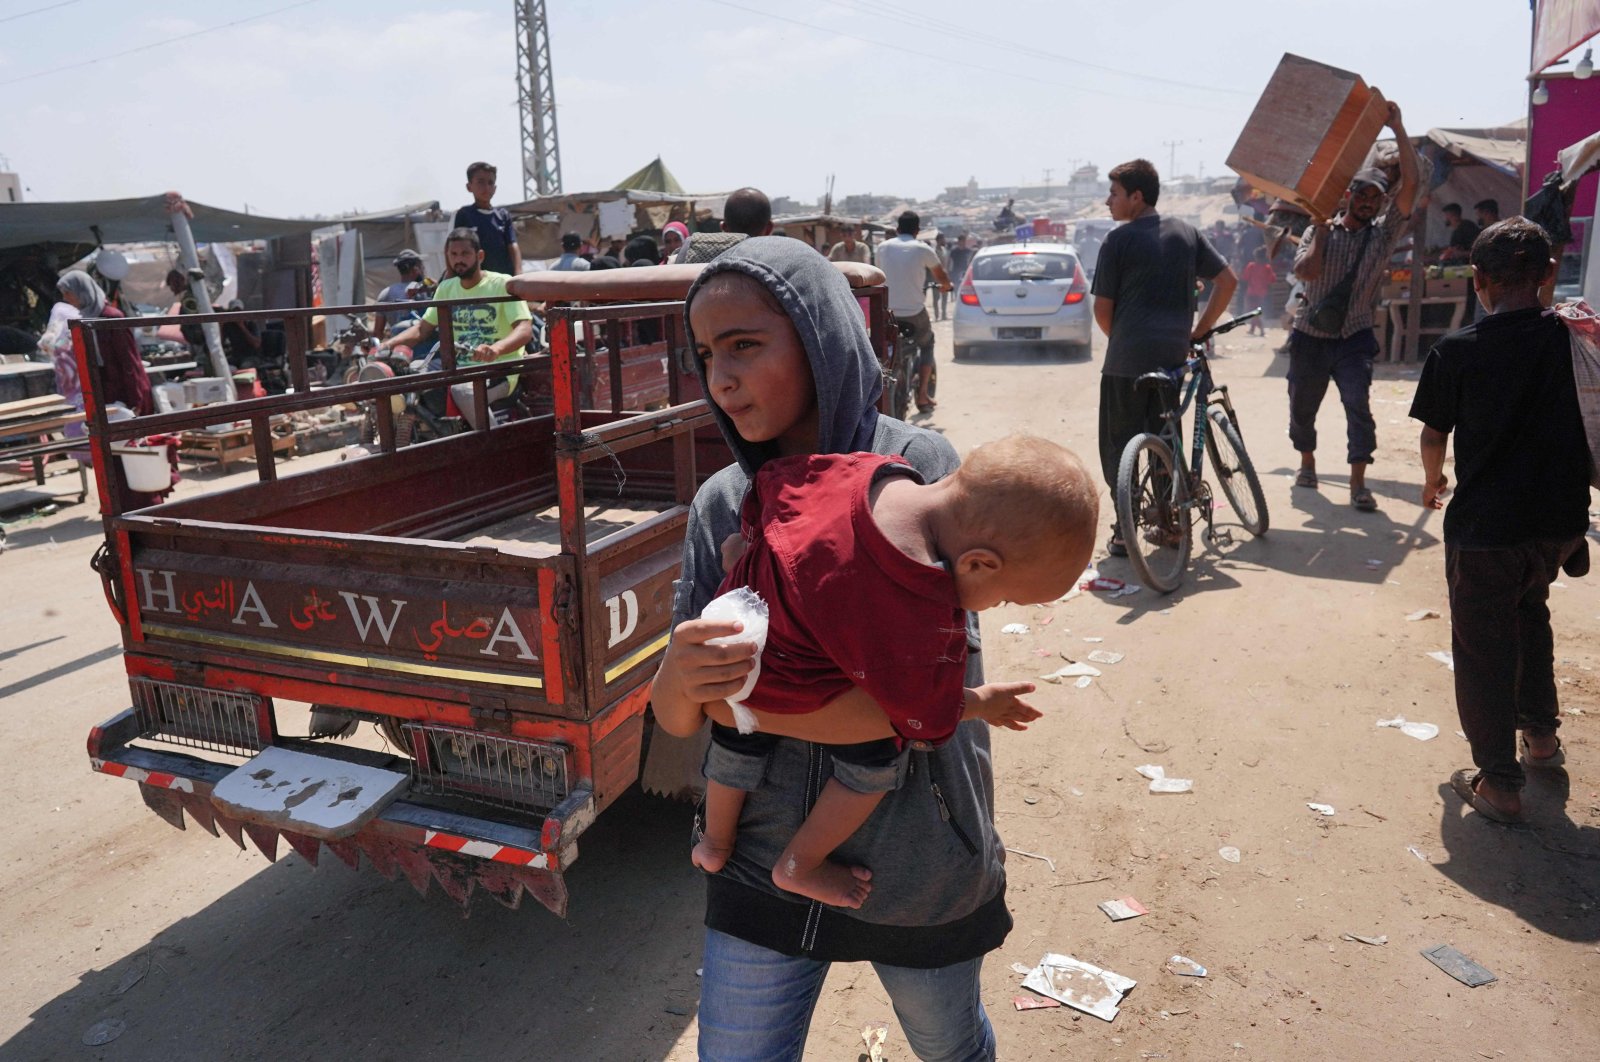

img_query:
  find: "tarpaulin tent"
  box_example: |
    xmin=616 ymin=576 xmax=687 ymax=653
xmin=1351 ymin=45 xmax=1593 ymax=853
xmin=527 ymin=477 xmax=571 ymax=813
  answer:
xmin=1413 ymin=122 xmax=1526 ymax=252
xmin=612 ymin=157 xmax=685 ymax=195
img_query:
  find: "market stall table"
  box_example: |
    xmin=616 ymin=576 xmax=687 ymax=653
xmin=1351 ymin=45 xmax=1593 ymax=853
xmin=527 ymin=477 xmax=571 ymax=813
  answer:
xmin=179 ymin=419 xmax=297 ymax=473
xmin=0 ymin=362 xmax=57 ymax=405
xmin=0 ymin=395 xmax=89 ymax=506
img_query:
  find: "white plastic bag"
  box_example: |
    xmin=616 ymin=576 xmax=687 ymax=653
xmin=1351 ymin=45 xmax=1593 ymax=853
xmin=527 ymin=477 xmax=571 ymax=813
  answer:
xmin=700 ymin=587 xmax=769 ymax=734
xmin=1557 ymin=300 xmax=1600 ymax=489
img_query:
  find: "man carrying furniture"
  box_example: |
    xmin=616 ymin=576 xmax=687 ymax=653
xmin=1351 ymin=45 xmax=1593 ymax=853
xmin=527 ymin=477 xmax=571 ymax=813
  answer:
xmin=1287 ymin=100 xmax=1418 ymax=513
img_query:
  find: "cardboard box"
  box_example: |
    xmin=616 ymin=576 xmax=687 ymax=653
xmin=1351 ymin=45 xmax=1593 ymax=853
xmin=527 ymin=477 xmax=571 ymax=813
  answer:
xmin=1227 ymin=53 xmax=1389 ymax=220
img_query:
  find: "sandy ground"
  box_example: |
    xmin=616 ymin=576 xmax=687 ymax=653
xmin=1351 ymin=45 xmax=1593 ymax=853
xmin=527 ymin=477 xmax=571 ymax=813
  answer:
xmin=1 ymin=319 xmax=1597 ymax=1062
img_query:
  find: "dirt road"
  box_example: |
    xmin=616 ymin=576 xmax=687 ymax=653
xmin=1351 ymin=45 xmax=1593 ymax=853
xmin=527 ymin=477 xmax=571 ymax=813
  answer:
xmin=1 ymin=320 xmax=1596 ymax=1061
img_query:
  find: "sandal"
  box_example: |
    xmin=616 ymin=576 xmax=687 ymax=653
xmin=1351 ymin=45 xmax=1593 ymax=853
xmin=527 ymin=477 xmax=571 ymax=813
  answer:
xmin=1294 ymin=468 xmax=1318 ymax=489
xmin=1520 ymin=734 xmax=1566 ymax=769
xmin=1106 ymin=531 xmax=1128 ymax=558
xmin=1449 ymin=768 xmax=1523 ymax=824
xmin=1351 ymin=487 xmax=1378 ymax=512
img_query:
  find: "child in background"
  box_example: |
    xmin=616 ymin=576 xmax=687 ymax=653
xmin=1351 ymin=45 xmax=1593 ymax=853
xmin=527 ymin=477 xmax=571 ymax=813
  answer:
xmin=671 ymin=434 xmax=1098 ymax=908
xmin=1241 ymin=247 xmax=1277 ymax=335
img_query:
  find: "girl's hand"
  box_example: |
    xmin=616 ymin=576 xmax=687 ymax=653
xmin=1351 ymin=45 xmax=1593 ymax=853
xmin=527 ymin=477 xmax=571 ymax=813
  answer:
xmin=656 ymin=617 xmax=758 ymax=707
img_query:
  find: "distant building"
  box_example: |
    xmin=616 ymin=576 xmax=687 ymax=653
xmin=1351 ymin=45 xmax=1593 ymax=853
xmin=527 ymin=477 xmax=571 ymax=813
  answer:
xmin=0 ymin=171 xmax=21 ymax=204
xmin=839 ymin=193 xmax=899 ymax=216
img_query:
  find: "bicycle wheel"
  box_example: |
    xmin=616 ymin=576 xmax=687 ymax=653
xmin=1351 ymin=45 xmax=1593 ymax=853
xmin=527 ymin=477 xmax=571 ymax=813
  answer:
xmin=1204 ymin=407 xmax=1269 ymax=536
xmin=1116 ymin=433 xmax=1191 ymax=594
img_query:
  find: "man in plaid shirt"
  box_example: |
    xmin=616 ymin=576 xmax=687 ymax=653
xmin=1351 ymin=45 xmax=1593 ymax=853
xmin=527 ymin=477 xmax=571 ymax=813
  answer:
xmin=1288 ymin=100 xmax=1419 ymax=513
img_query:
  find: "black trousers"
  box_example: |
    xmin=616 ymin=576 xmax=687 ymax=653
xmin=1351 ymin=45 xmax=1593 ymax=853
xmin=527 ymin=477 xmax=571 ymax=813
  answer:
xmin=1097 ymin=373 xmax=1174 ymax=492
xmin=1446 ymin=538 xmax=1581 ymax=791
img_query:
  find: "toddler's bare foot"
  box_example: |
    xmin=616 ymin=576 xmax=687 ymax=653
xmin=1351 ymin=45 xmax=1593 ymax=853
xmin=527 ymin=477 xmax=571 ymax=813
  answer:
xmin=692 ymin=837 xmax=733 ymax=873
xmin=771 ymin=855 xmax=873 ymax=908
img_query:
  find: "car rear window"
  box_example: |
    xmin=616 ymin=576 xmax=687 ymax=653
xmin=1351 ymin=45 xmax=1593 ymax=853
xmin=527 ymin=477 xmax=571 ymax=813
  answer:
xmin=972 ymin=253 xmax=1075 ymax=281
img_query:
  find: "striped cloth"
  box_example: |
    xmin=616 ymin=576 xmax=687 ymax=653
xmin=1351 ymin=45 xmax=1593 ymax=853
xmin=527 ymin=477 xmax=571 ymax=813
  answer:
xmin=1292 ymin=203 xmax=1409 ymax=339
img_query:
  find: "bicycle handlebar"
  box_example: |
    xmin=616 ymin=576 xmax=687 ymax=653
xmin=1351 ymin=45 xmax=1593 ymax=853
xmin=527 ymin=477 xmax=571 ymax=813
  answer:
xmin=1193 ymin=309 xmax=1262 ymax=348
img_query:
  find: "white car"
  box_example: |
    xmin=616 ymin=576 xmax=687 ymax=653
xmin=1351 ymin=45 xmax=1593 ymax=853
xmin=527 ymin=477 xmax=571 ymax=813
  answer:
xmin=952 ymin=243 xmax=1093 ymax=359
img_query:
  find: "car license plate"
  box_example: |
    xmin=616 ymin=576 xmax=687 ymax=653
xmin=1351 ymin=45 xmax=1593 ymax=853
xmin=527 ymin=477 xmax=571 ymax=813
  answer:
xmin=997 ymin=327 xmax=1042 ymax=340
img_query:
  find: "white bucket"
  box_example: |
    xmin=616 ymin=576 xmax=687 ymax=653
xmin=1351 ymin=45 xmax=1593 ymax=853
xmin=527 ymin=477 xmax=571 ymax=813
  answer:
xmin=111 ymin=443 xmax=170 ymax=492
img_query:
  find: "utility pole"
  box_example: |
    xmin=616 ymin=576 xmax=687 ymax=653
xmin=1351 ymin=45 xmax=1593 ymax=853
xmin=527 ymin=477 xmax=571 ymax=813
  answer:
xmin=1042 ymin=167 xmax=1053 ymax=198
xmin=1162 ymin=139 xmax=1183 ymax=178
xmin=515 ymin=0 xmax=562 ymax=199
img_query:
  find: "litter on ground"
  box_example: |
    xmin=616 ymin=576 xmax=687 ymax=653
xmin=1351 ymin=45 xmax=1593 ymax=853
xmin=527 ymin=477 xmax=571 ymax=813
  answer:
xmin=1001 ymin=623 xmax=1030 ymax=635
xmin=1136 ymin=764 xmax=1194 ymax=794
xmin=1428 ymin=650 xmax=1456 ymax=671
xmin=1306 ymin=802 xmax=1336 ymax=816
xmin=1218 ymin=846 xmax=1241 ymax=863
xmin=1013 ymin=994 xmax=1064 ymax=1011
xmin=1341 ymin=933 xmax=1388 ymax=946
xmin=1075 ymin=676 xmax=1094 ymax=689
xmin=1376 ymin=716 xmax=1439 ymax=741
xmin=1406 ymin=608 xmax=1440 ymax=621
xmin=1040 ymin=662 xmax=1101 ymax=682
xmin=1087 ymin=650 xmax=1125 ymax=665
xmin=1098 ymin=896 xmax=1148 ymax=921
xmin=1167 ymin=955 xmax=1207 ymax=977
xmin=1020 ymin=953 xmax=1137 ymax=1022
xmin=1420 ymin=944 xmax=1496 ymax=987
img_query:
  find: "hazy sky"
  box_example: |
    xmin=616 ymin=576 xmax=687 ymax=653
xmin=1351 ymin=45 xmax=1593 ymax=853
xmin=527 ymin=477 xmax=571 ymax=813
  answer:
xmin=0 ymin=0 xmax=1543 ymax=217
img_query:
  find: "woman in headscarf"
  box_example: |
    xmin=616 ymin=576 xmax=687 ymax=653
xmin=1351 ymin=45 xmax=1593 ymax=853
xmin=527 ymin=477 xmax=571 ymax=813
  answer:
xmin=55 ymin=270 xmax=153 ymax=416
xmin=659 ymin=221 xmax=690 ymax=264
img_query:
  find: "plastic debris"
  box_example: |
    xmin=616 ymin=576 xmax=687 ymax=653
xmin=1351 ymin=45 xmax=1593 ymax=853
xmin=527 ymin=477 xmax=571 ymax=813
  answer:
xmin=1011 ymin=961 xmax=1035 ymax=975
xmin=1075 ymin=676 xmax=1094 ymax=690
xmin=82 ymin=1020 xmax=126 ymax=1047
xmin=1083 ymin=576 xmax=1126 ymax=593
xmin=1098 ymin=896 xmax=1148 ymax=921
xmin=1082 ymin=636 xmax=1105 ymax=643
xmin=1110 ymin=583 xmax=1143 ymax=598
xmin=703 ymin=587 xmax=769 ymax=733
xmin=1406 ymin=608 xmax=1441 ymax=621
xmin=1021 ymin=953 xmax=1137 ymax=1022
xmin=861 ymin=1021 xmax=889 ymax=1062
xmin=1420 ymin=944 xmax=1496 ymax=987
xmin=1365 ymin=558 xmax=1383 ymax=568
xmin=1087 ymin=649 xmax=1125 ymax=665
xmin=1340 ymin=933 xmax=1388 ymax=946
xmin=1040 ymin=662 xmax=1101 ymax=683
xmin=1306 ymin=802 xmax=1336 ymax=816
xmin=1001 ymin=623 xmax=1031 ymax=635
xmin=1376 ymin=716 xmax=1440 ymax=741
xmin=1014 ymin=994 xmax=1064 ymax=1011
xmin=1428 ymin=650 xmax=1456 ymax=671
xmin=1167 ymin=955 xmax=1208 ymax=977
xmin=1218 ymin=846 xmax=1241 ymax=863
xmin=1136 ymin=764 xmax=1194 ymax=794
xmin=1006 ymin=847 xmax=1057 ymax=873
xmin=1406 ymin=845 xmax=1430 ymax=862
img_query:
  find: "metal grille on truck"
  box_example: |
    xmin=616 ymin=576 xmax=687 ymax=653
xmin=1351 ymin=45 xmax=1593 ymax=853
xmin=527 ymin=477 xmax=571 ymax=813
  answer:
xmin=402 ymin=722 xmax=570 ymax=813
xmin=131 ymin=677 xmax=264 ymax=756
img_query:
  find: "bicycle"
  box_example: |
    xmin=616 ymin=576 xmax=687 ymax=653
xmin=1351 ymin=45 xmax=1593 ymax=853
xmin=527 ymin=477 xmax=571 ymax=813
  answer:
xmin=1115 ymin=309 xmax=1269 ymax=594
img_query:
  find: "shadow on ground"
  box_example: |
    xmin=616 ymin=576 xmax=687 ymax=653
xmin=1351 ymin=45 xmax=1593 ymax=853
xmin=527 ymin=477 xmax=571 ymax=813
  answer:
xmin=2 ymin=788 xmax=705 ymax=1062
xmin=1431 ymin=769 xmax=1600 ymax=943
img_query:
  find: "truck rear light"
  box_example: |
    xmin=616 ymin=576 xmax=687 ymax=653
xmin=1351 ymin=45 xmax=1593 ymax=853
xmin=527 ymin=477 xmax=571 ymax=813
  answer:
xmin=1064 ymin=261 xmax=1088 ymax=305
xmin=405 ymin=722 xmax=570 ymax=813
xmin=958 ymin=265 xmax=979 ymax=306
xmin=131 ymin=677 xmax=267 ymax=755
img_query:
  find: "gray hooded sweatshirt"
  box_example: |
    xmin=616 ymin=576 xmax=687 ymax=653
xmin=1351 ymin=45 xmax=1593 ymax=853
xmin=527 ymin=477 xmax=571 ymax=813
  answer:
xmin=676 ymin=237 xmax=1010 ymax=967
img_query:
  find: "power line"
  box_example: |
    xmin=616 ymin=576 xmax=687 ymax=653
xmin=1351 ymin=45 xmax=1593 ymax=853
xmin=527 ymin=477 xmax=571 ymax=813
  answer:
xmin=832 ymin=0 xmax=1249 ymax=96
xmin=699 ymin=0 xmax=1235 ymax=113
xmin=0 ymin=1 xmax=319 ymax=87
xmin=0 ymin=1 xmax=80 ymax=25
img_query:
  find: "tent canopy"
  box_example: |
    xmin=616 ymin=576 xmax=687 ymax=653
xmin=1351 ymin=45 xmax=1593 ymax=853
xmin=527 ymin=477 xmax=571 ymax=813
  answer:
xmin=0 ymin=195 xmax=325 ymax=252
xmin=613 ymin=157 xmax=685 ymax=195
xmin=1532 ymin=0 xmax=1600 ymax=74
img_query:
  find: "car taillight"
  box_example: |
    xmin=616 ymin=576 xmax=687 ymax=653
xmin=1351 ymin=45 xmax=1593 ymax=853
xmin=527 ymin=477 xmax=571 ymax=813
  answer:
xmin=1063 ymin=261 xmax=1088 ymax=305
xmin=959 ymin=265 xmax=979 ymax=305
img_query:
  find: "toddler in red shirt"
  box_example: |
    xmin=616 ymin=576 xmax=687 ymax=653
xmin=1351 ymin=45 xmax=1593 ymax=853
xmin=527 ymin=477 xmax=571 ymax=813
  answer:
xmin=688 ymin=434 xmax=1097 ymax=908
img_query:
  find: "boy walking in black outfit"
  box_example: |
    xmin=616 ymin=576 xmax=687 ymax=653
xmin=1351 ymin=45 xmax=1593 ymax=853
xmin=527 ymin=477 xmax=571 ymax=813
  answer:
xmin=1409 ymin=218 xmax=1590 ymax=823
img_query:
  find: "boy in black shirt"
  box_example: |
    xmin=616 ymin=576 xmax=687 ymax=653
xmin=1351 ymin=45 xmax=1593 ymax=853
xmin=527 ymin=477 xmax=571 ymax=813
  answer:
xmin=1409 ymin=218 xmax=1590 ymax=823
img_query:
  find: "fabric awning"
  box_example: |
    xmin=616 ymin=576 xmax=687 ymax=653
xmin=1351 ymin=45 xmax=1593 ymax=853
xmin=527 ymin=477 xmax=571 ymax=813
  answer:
xmin=1532 ymin=0 xmax=1600 ymax=75
xmin=0 ymin=195 xmax=325 ymax=251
